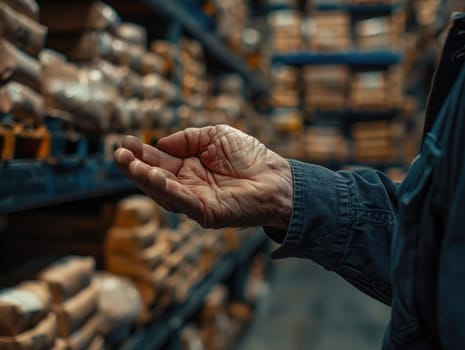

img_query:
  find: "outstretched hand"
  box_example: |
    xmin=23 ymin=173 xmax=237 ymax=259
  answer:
xmin=114 ymin=125 xmax=293 ymax=229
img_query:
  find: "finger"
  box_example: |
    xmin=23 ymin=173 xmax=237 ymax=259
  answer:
xmin=141 ymin=144 xmax=183 ymax=175
xmin=121 ymin=135 xmax=183 ymax=175
xmin=128 ymin=159 xmax=152 ymax=191
xmin=121 ymin=135 xmax=143 ymax=159
xmin=156 ymin=126 xmax=213 ymax=158
xmin=114 ymin=148 xmax=135 ymax=178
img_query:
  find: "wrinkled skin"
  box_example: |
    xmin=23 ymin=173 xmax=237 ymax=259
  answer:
xmin=114 ymin=125 xmax=293 ymax=229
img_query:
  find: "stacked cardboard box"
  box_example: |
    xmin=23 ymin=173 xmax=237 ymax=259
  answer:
xmin=104 ymin=195 xmax=240 ymax=323
xmin=211 ymin=0 xmax=248 ymax=53
xmin=308 ymin=12 xmax=351 ymax=52
xmin=303 ymin=65 xmax=350 ymax=112
xmin=40 ymin=1 xmax=179 ymax=156
xmin=0 ymin=0 xmax=50 ymax=160
xmin=0 ymin=281 xmax=57 ymax=350
xmin=94 ymin=272 xmax=143 ymax=346
xmin=270 ymin=65 xmax=300 ymax=109
xmin=180 ymin=286 xmax=252 ymax=350
xmin=179 ymin=39 xmax=209 ymax=128
xmin=269 ymin=10 xmax=303 ymax=54
xmin=351 ymin=120 xmax=404 ymax=162
xmin=179 ymin=253 xmax=268 ymax=350
xmin=413 ymin=0 xmax=440 ymax=26
xmin=355 ymin=11 xmax=405 ymax=51
xmin=269 ymin=64 xmax=302 ymax=156
xmin=302 ymin=126 xmax=349 ymax=161
xmin=207 ymin=74 xmax=246 ymax=127
xmin=349 ymin=66 xmax=403 ymax=110
xmin=38 ymin=256 xmax=104 ymax=350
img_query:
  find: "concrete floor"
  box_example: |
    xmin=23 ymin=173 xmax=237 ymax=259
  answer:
xmin=238 ymin=258 xmax=391 ymax=350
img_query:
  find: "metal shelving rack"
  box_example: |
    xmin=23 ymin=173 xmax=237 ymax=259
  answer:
xmin=0 ymin=1 xmax=272 ymax=348
xmin=269 ymin=2 xmax=407 ymax=170
xmin=120 ymin=232 xmax=268 ymax=350
xmin=272 ymin=51 xmax=403 ymax=66
xmin=141 ymin=0 xmax=269 ymax=95
xmin=0 ymin=0 xmax=270 ymax=215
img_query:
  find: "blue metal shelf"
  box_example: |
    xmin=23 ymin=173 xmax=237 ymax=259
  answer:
xmin=141 ymin=0 xmax=269 ymax=95
xmin=272 ymin=51 xmax=403 ymax=66
xmin=120 ymin=232 xmax=267 ymax=350
xmin=0 ymin=160 xmax=134 ymax=214
xmin=309 ymin=109 xmax=401 ymax=121
xmin=315 ymin=3 xmax=403 ymax=13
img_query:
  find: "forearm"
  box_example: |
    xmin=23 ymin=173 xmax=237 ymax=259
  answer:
xmin=265 ymin=160 xmax=398 ymax=305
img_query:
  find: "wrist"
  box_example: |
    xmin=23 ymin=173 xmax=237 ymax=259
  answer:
xmin=263 ymin=150 xmax=293 ymax=230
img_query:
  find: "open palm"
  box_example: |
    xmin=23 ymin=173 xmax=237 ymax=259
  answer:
xmin=115 ymin=125 xmax=292 ymax=229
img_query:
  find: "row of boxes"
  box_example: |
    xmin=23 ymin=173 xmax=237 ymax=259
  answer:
xmin=268 ymin=120 xmax=418 ymax=165
xmin=0 ymin=255 xmax=141 ymax=350
xmin=270 ymin=64 xmax=404 ymax=112
xmin=268 ymin=9 xmax=405 ymax=54
xmin=104 ymin=195 xmax=249 ymax=323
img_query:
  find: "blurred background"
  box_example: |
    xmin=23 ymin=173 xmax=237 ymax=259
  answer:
xmin=0 ymin=0 xmax=461 ymax=349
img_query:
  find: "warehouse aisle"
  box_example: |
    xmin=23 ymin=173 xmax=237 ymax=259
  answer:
xmin=238 ymin=257 xmax=390 ymax=350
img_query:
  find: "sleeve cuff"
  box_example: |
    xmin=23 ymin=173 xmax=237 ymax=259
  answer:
xmin=266 ymin=160 xmax=353 ymax=271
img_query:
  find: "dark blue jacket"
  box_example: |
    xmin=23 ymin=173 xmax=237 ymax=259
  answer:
xmin=266 ymin=13 xmax=465 ymax=349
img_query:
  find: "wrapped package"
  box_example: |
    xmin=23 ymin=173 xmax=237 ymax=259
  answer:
xmin=131 ymin=265 xmax=173 ymax=308
xmin=127 ymin=46 xmax=165 ymax=75
xmin=104 ymin=221 xmax=158 ymax=257
xmin=0 ymin=39 xmax=42 ymax=92
xmin=54 ymin=281 xmax=99 ymax=337
xmin=0 ymin=82 xmax=44 ymax=124
xmin=38 ymin=256 xmax=95 ymax=304
xmin=0 ymin=313 xmax=57 ymax=350
xmin=42 ymin=57 xmax=117 ymax=133
xmin=0 ymin=281 xmax=51 ymax=337
xmin=181 ymin=39 xmax=203 ymax=60
xmin=47 ymin=32 xmax=129 ymax=65
xmin=91 ymin=60 xmax=143 ymax=98
xmin=1 ymin=0 xmax=39 ymax=20
xmin=88 ymin=336 xmax=104 ymax=350
xmin=106 ymin=240 xmax=170 ymax=276
xmin=150 ymin=41 xmax=179 ymax=75
xmin=116 ymin=22 xmax=147 ymax=48
xmin=60 ymin=314 xmax=102 ymax=350
xmin=113 ymin=195 xmax=159 ymax=228
xmin=110 ymin=98 xmax=144 ymax=132
xmin=142 ymin=75 xmax=179 ymax=101
xmin=141 ymin=101 xmax=176 ymax=129
xmin=0 ymin=3 xmax=46 ymax=57
xmin=40 ymin=1 xmax=120 ymax=32
xmin=94 ymin=272 xmax=143 ymax=335
xmin=52 ymin=335 xmax=104 ymax=350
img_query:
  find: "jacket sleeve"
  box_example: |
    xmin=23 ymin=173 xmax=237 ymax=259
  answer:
xmin=438 ymin=152 xmax=465 ymax=347
xmin=265 ymin=159 xmax=398 ymax=305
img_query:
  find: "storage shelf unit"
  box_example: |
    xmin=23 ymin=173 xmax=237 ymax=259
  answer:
xmin=315 ymin=3 xmax=402 ymax=13
xmin=311 ymin=109 xmax=401 ymax=121
xmin=272 ymin=51 xmax=403 ymax=66
xmin=0 ymin=161 xmax=134 ymax=214
xmin=120 ymin=232 xmax=268 ymax=350
xmin=0 ymin=0 xmax=270 ymax=215
xmin=141 ymin=0 xmax=269 ymax=95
